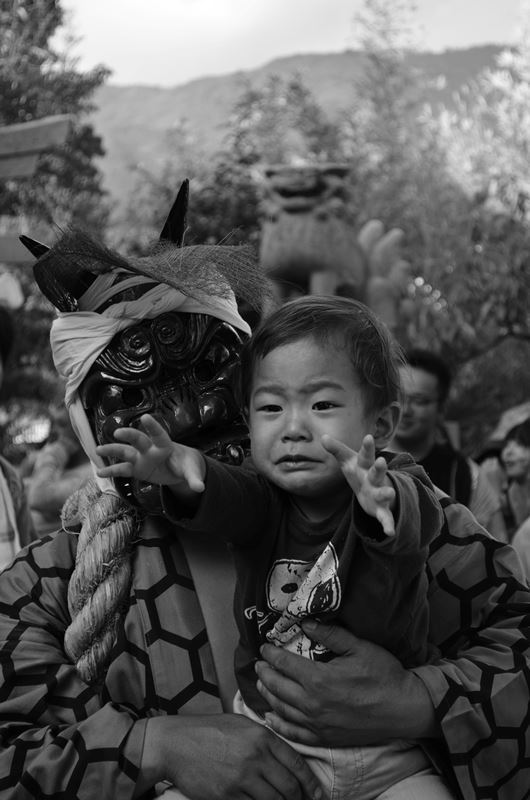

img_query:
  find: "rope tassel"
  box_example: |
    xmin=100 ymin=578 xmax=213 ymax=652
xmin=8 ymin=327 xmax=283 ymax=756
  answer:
xmin=63 ymin=482 xmax=141 ymax=685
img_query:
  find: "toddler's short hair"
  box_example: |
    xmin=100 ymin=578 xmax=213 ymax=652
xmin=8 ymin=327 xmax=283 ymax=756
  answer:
xmin=240 ymin=296 xmax=403 ymax=412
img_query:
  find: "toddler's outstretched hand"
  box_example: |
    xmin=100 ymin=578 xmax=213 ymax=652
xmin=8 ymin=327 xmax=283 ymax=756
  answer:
xmin=322 ymin=433 xmax=396 ymax=536
xmin=95 ymin=413 xmax=205 ymax=494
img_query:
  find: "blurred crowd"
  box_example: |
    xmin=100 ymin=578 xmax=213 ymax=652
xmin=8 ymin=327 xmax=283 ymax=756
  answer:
xmin=0 ymin=306 xmax=91 ymax=557
xmin=1 ymin=301 xmax=530 ymax=581
xmin=388 ymin=347 xmax=530 ymax=569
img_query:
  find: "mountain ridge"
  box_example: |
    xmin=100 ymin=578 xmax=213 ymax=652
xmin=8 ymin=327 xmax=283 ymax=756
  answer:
xmin=89 ymin=45 xmax=504 ymax=211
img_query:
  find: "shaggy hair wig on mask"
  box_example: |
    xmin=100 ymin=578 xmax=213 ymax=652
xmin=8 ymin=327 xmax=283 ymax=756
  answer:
xmin=33 ymin=228 xmax=270 ymax=315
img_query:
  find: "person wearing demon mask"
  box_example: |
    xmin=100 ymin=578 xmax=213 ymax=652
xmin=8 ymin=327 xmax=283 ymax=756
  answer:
xmin=0 ymin=181 xmax=529 ymax=800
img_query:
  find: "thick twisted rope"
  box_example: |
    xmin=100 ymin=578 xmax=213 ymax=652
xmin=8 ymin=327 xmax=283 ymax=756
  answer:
xmin=62 ymin=480 xmax=142 ymax=685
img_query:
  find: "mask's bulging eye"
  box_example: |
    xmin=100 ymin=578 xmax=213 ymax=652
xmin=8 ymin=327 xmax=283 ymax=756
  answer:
xmin=192 ymin=342 xmax=232 ymax=385
xmin=210 ymin=342 xmax=231 ymax=365
xmin=97 ymin=385 xmax=147 ymax=415
xmin=98 ymin=385 xmax=126 ymax=415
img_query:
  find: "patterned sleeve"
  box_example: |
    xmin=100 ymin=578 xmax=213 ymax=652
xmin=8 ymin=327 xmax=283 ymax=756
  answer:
xmin=0 ymin=532 xmax=146 ymax=800
xmin=414 ymin=499 xmax=530 ymax=799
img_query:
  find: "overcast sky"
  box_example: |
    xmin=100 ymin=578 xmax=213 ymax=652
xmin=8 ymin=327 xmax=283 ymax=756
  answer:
xmin=60 ymin=0 xmax=525 ymax=87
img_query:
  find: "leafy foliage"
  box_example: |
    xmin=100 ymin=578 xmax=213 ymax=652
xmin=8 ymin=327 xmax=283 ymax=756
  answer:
xmin=331 ymin=0 xmax=530 ymax=448
xmin=227 ymin=74 xmax=344 ymax=167
xmin=117 ymin=121 xmax=262 ymax=253
xmin=0 ymin=0 xmax=111 ymax=459
xmin=120 ymin=73 xmax=345 ymax=252
xmin=0 ymin=0 xmax=110 ymax=228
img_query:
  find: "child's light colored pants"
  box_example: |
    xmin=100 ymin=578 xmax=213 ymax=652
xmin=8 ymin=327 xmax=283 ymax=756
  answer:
xmin=154 ymin=692 xmax=456 ymax=800
xmin=233 ymin=691 xmax=457 ymax=800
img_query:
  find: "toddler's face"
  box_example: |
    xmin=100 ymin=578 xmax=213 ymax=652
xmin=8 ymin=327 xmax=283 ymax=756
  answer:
xmin=248 ymin=336 xmax=375 ymax=519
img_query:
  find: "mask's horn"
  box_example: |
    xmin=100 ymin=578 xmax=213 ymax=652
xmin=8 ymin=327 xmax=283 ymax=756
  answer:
xmin=19 ymin=235 xmax=50 ymax=259
xmin=159 ymin=179 xmax=189 ymax=246
xmin=26 ymin=231 xmax=111 ymax=313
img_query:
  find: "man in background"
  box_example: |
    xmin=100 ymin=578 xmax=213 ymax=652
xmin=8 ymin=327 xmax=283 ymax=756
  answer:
xmin=391 ymin=347 xmax=507 ymax=539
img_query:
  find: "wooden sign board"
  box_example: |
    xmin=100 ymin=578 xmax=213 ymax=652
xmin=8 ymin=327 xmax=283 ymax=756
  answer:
xmin=0 ymin=154 xmax=39 ymax=180
xmin=0 ymin=114 xmax=71 ymax=179
xmin=0 ymin=114 xmax=71 ymax=264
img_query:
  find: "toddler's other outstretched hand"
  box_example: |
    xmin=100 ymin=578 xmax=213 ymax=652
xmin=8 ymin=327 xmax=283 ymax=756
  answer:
xmin=322 ymin=433 xmax=396 ymax=536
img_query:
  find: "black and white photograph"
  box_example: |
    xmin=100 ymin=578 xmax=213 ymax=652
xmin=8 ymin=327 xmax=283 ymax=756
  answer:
xmin=0 ymin=2 xmax=529 ymax=798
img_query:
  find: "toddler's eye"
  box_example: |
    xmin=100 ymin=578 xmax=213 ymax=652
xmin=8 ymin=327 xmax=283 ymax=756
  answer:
xmin=313 ymin=401 xmax=336 ymax=410
xmin=258 ymin=404 xmax=282 ymax=413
